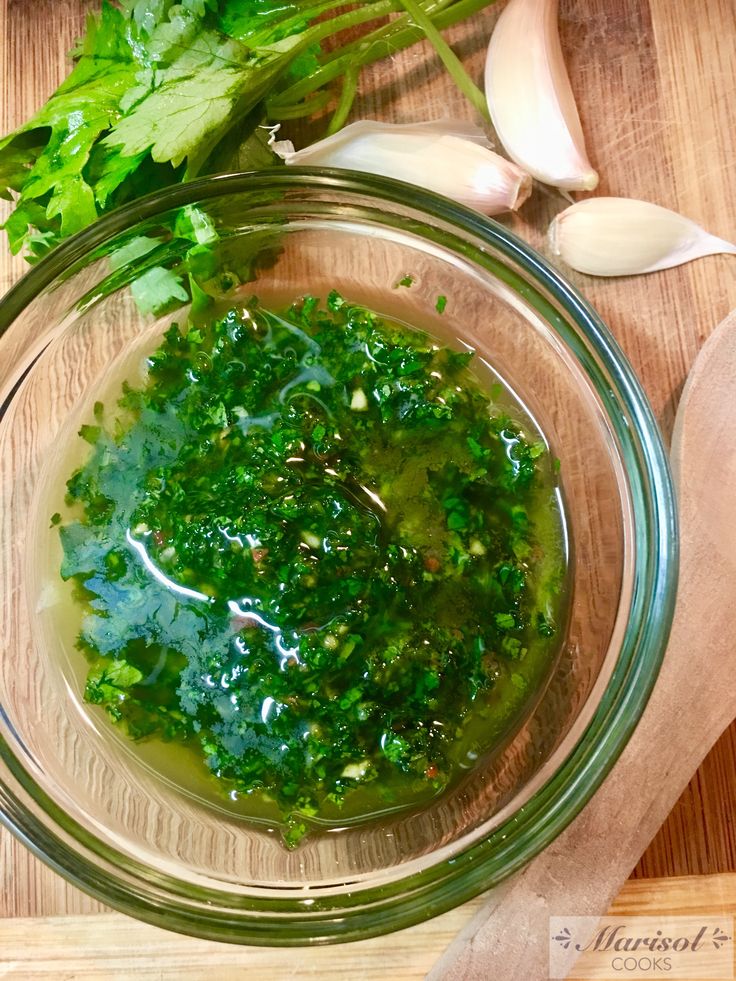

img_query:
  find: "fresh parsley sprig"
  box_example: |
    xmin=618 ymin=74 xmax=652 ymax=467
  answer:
xmin=0 ymin=0 xmax=495 ymax=261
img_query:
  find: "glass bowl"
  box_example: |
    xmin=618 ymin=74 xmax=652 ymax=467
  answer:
xmin=0 ymin=170 xmax=677 ymax=944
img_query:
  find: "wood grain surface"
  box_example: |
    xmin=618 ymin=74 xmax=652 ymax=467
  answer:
xmin=1 ymin=0 xmax=735 ymax=963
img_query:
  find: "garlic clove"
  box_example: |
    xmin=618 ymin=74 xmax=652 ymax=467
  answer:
xmin=271 ymin=119 xmax=496 ymax=160
xmin=272 ymin=120 xmax=532 ymax=215
xmin=549 ymin=197 xmax=736 ymax=277
xmin=485 ymin=0 xmax=598 ymax=192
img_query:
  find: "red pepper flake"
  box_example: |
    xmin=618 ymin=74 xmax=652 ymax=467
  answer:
xmin=152 ymin=530 xmax=166 ymax=548
xmin=251 ymin=547 xmax=269 ymax=564
xmin=423 ymin=555 xmax=441 ymax=573
xmin=425 ymin=763 xmax=439 ymax=780
xmin=230 ymin=614 xmax=267 ymax=633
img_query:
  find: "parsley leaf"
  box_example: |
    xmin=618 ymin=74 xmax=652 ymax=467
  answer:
xmin=101 ymin=29 xmax=291 ymax=177
xmin=130 ymin=266 xmax=189 ymax=315
xmin=0 ymin=2 xmax=141 ymax=254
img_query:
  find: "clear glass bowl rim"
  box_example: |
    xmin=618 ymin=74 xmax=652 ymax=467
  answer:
xmin=0 ymin=168 xmax=678 ymax=945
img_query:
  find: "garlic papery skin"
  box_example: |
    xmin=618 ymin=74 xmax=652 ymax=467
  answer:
xmin=485 ymin=0 xmax=598 ymax=192
xmin=549 ymin=197 xmax=736 ymax=277
xmin=272 ymin=120 xmax=532 ymax=215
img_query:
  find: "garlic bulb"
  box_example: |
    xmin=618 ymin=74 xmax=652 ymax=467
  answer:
xmin=485 ymin=0 xmax=598 ymax=192
xmin=549 ymin=197 xmax=736 ymax=277
xmin=272 ymin=120 xmax=532 ymax=215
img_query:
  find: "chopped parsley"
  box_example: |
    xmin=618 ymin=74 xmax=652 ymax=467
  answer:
xmin=57 ymin=293 xmax=566 ymax=846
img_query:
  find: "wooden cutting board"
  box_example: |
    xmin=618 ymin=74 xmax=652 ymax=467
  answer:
xmin=0 ymin=874 xmax=733 ymax=980
xmin=1 ymin=0 xmax=735 ymax=974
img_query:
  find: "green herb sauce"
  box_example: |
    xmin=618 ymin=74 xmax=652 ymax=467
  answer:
xmin=57 ymin=292 xmax=567 ymax=846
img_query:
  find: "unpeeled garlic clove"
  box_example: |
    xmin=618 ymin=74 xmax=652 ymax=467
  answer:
xmin=272 ymin=120 xmax=532 ymax=215
xmin=485 ymin=0 xmax=598 ymax=192
xmin=549 ymin=197 xmax=736 ymax=277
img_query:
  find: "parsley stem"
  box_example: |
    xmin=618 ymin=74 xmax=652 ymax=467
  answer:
xmin=267 ymin=90 xmax=333 ymax=121
xmin=245 ymin=1 xmax=375 ymax=49
xmin=296 ymin=0 xmax=402 ymax=52
xmin=267 ymin=0 xmax=455 ymax=111
xmin=268 ymin=0 xmax=495 ymax=114
xmin=325 ymin=65 xmax=360 ymax=136
xmin=394 ymin=0 xmax=490 ymax=121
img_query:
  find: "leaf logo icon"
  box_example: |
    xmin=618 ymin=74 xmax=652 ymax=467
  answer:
xmin=553 ymin=926 xmax=572 ymax=950
xmin=711 ymin=926 xmax=731 ymax=949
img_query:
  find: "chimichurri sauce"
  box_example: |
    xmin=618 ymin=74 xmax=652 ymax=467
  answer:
xmin=57 ymin=292 xmax=566 ymax=846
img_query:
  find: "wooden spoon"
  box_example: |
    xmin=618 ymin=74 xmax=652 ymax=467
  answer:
xmin=429 ymin=310 xmax=736 ymax=980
